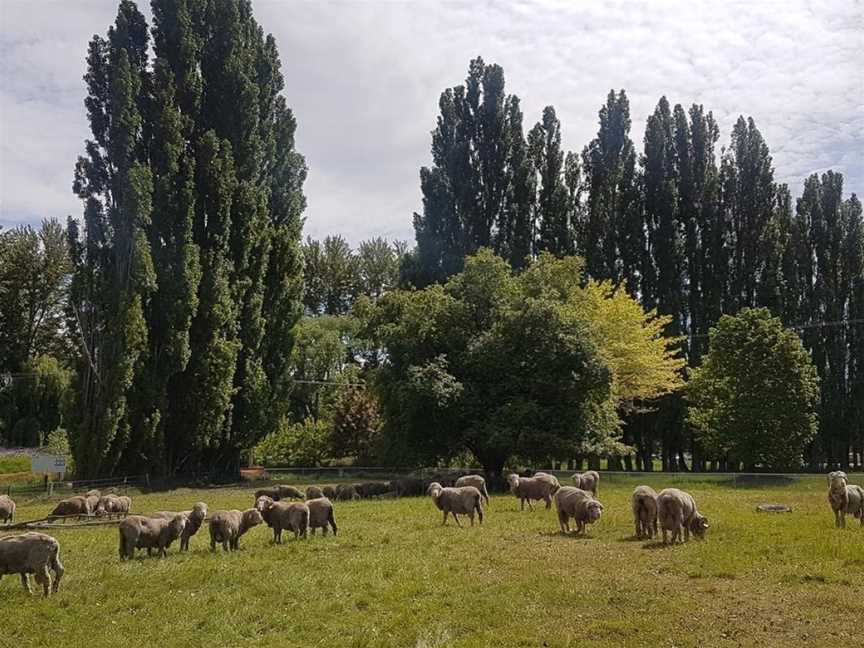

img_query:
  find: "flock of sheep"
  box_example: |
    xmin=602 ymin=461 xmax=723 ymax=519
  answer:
xmin=1 ymin=469 xmax=862 ymax=598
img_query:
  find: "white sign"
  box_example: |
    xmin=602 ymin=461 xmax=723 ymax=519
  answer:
xmin=31 ymin=454 xmax=67 ymax=475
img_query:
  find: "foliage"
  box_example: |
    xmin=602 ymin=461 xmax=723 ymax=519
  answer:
xmin=253 ymin=417 xmax=332 ymax=467
xmin=330 ymin=388 xmax=382 ymax=463
xmin=687 ymin=308 xmax=820 ymax=469
xmin=69 ymin=0 xmax=306 ymax=476
xmin=0 ymin=355 xmax=73 ymax=447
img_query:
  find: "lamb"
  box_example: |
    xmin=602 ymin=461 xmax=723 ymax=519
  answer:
xmin=150 ymin=502 xmax=208 ymax=551
xmin=506 ymin=473 xmax=557 ymax=511
xmin=306 ymin=497 xmax=338 ymax=536
xmin=426 ymin=482 xmax=484 ymax=527
xmin=209 ymin=508 xmax=264 ymax=551
xmin=335 ymin=484 xmax=360 ymax=501
xmin=554 ymin=486 xmax=604 ymax=535
xmin=255 ymin=496 xmax=309 ymax=543
xmin=631 ymin=485 xmax=658 ymax=539
xmin=454 ymin=474 xmax=490 ymax=504
xmin=49 ymin=496 xmax=92 ymax=521
xmin=321 ymin=485 xmax=337 ymax=499
xmin=118 ymin=514 xmax=187 ymax=560
xmin=657 ymin=488 xmax=709 ymax=544
xmin=571 ymin=470 xmax=600 ymax=497
xmin=0 ymin=495 xmax=15 ymax=524
xmin=828 ymin=471 xmax=864 ymax=528
xmin=0 ymin=532 xmax=64 ymax=597
xmin=305 ymin=485 xmax=324 ymax=500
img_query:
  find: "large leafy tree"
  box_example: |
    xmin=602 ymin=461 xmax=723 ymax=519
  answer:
xmin=687 ymin=308 xmax=820 ymax=470
xmin=368 ymin=250 xmax=683 ymax=476
xmin=69 ymin=0 xmax=306 ymax=476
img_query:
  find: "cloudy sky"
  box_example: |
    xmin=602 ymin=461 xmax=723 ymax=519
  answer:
xmin=1 ymin=0 xmax=861 ymax=244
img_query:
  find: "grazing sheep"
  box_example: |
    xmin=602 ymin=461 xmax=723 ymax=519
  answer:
xmin=356 ymin=481 xmax=391 ymax=498
xmin=96 ymin=494 xmax=132 ymax=518
xmin=253 ymin=484 xmax=305 ymax=503
xmin=255 ymin=496 xmax=309 ymax=543
xmin=83 ymin=490 xmax=101 ymax=512
xmin=533 ymin=472 xmax=562 ymax=493
xmin=554 ymin=487 xmax=604 ymax=535
xmin=506 ymin=473 xmax=557 ymax=511
xmin=335 ymin=484 xmax=360 ymax=501
xmin=631 ymin=485 xmax=658 ymax=539
xmin=427 ymin=482 xmax=484 ymax=527
xmin=571 ymin=470 xmax=600 ymax=497
xmin=0 ymin=532 xmax=64 ymax=597
xmin=306 ymin=497 xmax=338 ymax=536
xmin=209 ymin=508 xmax=264 ymax=552
xmin=49 ymin=496 xmax=92 ymax=521
xmin=118 ymin=514 xmax=187 ymax=560
xmin=392 ymin=477 xmax=424 ymax=497
xmin=151 ymin=502 xmax=208 ymax=551
xmin=305 ymin=485 xmax=324 ymax=500
xmin=657 ymin=488 xmax=709 ymax=544
xmin=321 ymin=485 xmax=337 ymax=499
xmin=0 ymin=495 xmax=15 ymax=524
xmin=827 ymin=471 xmax=864 ymax=528
xmin=455 ymin=474 xmax=490 ymax=504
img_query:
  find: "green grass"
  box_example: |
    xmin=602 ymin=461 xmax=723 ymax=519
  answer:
xmin=0 ymin=455 xmax=30 ymax=475
xmin=2 ymin=475 xmax=863 ymax=648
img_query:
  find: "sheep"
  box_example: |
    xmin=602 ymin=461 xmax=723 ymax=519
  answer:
xmin=83 ymin=490 xmax=101 ymax=513
xmin=321 ymin=485 xmax=337 ymax=499
xmin=118 ymin=514 xmax=187 ymax=560
xmin=0 ymin=495 xmax=15 ymax=524
xmin=96 ymin=494 xmax=132 ymax=519
xmin=335 ymin=484 xmax=360 ymax=501
xmin=150 ymin=502 xmax=208 ymax=551
xmin=255 ymin=496 xmax=309 ymax=543
xmin=454 ymin=474 xmax=490 ymax=504
xmin=631 ymin=485 xmax=658 ymax=539
xmin=49 ymin=496 xmax=92 ymax=521
xmin=506 ymin=473 xmax=557 ymax=511
xmin=534 ymin=472 xmax=562 ymax=493
xmin=356 ymin=481 xmax=391 ymax=498
xmin=392 ymin=477 xmax=424 ymax=497
xmin=657 ymin=488 xmax=709 ymax=544
xmin=209 ymin=508 xmax=264 ymax=552
xmin=571 ymin=470 xmax=600 ymax=497
xmin=306 ymin=497 xmax=338 ymax=536
xmin=305 ymin=485 xmax=324 ymax=500
xmin=0 ymin=532 xmax=64 ymax=597
xmin=554 ymin=486 xmax=604 ymax=535
xmin=426 ymin=482 xmax=484 ymax=527
xmin=828 ymin=471 xmax=864 ymax=528
xmin=253 ymin=484 xmax=305 ymax=503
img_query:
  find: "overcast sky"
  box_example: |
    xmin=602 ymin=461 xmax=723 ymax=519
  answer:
xmin=1 ymin=0 xmax=861 ymax=244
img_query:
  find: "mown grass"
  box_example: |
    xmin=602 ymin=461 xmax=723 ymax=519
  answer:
xmin=2 ymin=474 xmax=863 ymax=648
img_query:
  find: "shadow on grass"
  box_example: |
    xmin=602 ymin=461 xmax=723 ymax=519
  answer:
xmin=640 ymin=541 xmax=675 ymax=550
xmin=538 ymin=530 xmax=596 ymax=541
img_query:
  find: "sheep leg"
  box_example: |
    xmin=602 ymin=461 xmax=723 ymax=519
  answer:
xmin=34 ymin=568 xmax=51 ymax=598
xmin=544 ymin=495 xmax=552 ymax=510
xmin=452 ymin=512 xmax=462 ymax=528
xmin=20 ymin=573 xmax=32 ymax=594
xmin=558 ymin=511 xmax=569 ymax=534
xmin=51 ymin=557 xmax=64 ymax=593
xmin=442 ymin=511 xmax=449 ymax=525
xmin=527 ymin=499 xmax=535 ymax=512
xmin=468 ymin=512 xmax=475 ymax=527
xmin=222 ymin=540 xmax=229 ymax=552
xmin=684 ymin=525 xmax=691 ymax=543
xmin=662 ymin=528 xmax=668 ymax=544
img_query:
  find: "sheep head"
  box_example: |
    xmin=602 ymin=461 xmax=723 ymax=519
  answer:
xmin=191 ymin=502 xmax=208 ymax=521
xmin=828 ymin=471 xmax=848 ymax=490
xmin=240 ymin=508 xmax=264 ymax=533
xmin=585 ymin=500 xmax=604 ymax=523
xmin=169 ymin=514 xmax=187 ymax=538
xmin=689 ymin=514 xmax=709 ymax=537
xmin=255 ymin=496 xmax=275 ymax=513
xmin=426 ymin=482 xmax=443 ymax=499
xmin=506 ymin=474 xmax=519 ymax=490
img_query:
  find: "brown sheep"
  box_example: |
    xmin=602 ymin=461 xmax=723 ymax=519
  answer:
xmin=356 ymin=481 xmax=391 ymax=498
xmin=506 ymin=473 xmax=557 ymax=511
xmin=533 ymin=472 xmax=562 ymax=493
xmin=253 ymin=484 xmax=305 ymax=503
xmin=49 ymin=496 xmax=92 ymax=521
xmin=554 ymin=486 xmax=604 ymax=535
xmin=392 ymin=477 xmax=424 ymax=497
xmin=321 ymin=485 xmax=337 ymax=499
xmin=255 ymin=496 xmax=309 ymax=543
xmin=0 ymin=532 xmax=64 ymax=597
xmin=305 ymin=485 xmax=324 ymax=500
xmin=0 ymin=495 xmax=15 ymax=524
xmin=118 ymin=514 xmax=187 ymax=560
xmin=631 ymin=485 xmax=658 ymax=539
xmin=306 ymin=497 xmax=337 ymax=536
xmin=427 ymin=482 xmax=484 ymax=527
xmin=151 ymin=502 xmax=208 ymax=551
xmin=657 ymin=488 xmax=709 ymax=544
xmin=571 ymin=470 xmax=600 ymax=497
xmin=335 ymin=484 xmax=360 ymax=501
xmin=454 ymin=474 xmax=490 ymax=504
xmin=209 ymin=508 xmax=264 ymax=552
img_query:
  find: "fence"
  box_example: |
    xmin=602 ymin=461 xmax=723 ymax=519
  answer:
xmin=3 ymin=474 xmax=146 ymax=500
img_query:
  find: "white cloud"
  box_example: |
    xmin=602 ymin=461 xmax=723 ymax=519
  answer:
xmin=2 ymin=0 xmax=861 ymax=242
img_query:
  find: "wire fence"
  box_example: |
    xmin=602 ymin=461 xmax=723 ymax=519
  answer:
xmin=3 ymin=475 xmax=145 ymax=500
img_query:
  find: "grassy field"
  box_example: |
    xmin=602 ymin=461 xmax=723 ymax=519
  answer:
xmin=2 ymin=474 xmax=863 ymax=648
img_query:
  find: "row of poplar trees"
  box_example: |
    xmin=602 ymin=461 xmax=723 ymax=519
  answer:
xmin=68 ymin=0 xmax=306 ymax=477
xmin=411 ymin=58 xmax=864 ymax=470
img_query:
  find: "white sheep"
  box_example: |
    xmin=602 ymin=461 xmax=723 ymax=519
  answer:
xmin=554 ymin=486 xmax=604 ymax=535
xmin=427 ymin=482 xmax=484 ymax=527
xmin=657 ymin=488 xmax=709 ymax=544
xmin=306 ymin=497 xmax=338 ymax=536
xmin=255 ymin=496 xmax=309 ymax=543
xmin=0 ymin=495 xmax=15 ymax=524
xmin=631 ymin=485 xmax=658 ymax=539
xmin=151 ymin=502 xmax=208 ymax=551
xmin=209 ymin=508 xmax=264 ymax=551
xmin=454 ymin=474 xmax=490 ymax=504
xmin=0 ymin=532 xmax=64 ymax=597
xmin=118 ymin=514 xmax=187 ymax=560
xmin=506 ymin=473 xmax=557 ymax=511
xmin=828 ymin=471 xmax=864 ymax=528
xmin=571 ymin=470 xmax=600 ymax=497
